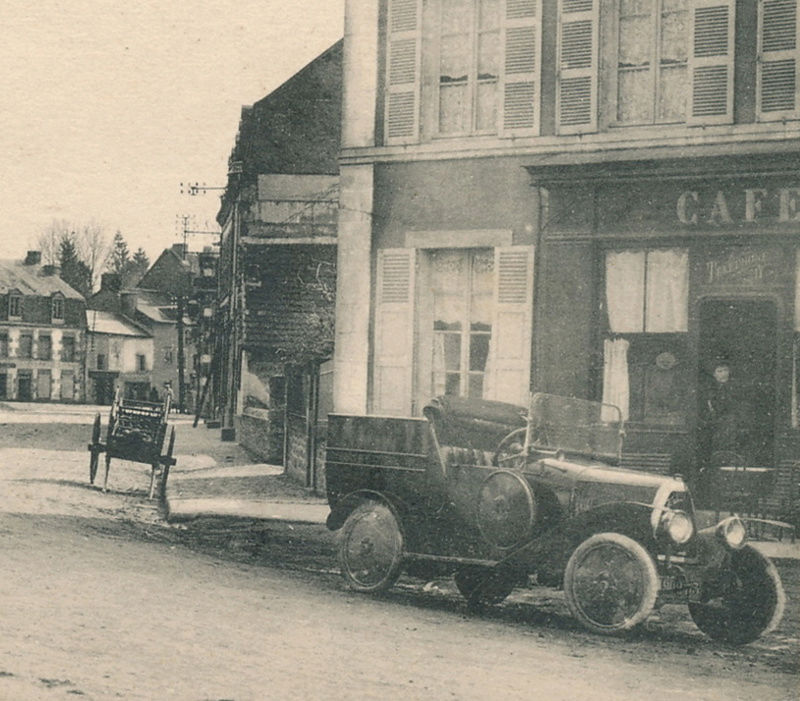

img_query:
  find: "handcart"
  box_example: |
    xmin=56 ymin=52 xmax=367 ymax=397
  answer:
xmin=87 ymin=390 xmax=176 ymax=499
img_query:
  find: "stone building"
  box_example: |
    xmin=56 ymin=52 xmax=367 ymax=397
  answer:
xmin=216 ymin=40 xmax=341 ymax=490
xmin=334 ymin=0 xmax=800 ymax=515
xmin=0 ymin=251 xmax=86 ymax=402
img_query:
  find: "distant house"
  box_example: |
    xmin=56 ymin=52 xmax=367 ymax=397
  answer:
xmin=0 ymin=251 xmax=86 ymax=402
xmin=85 ymin=308 xmax=153 ymax=404
xmin=87 ymin=246 xmax=198 ymax=410
xmin=216 ymin=40 xmax=341 ymax=490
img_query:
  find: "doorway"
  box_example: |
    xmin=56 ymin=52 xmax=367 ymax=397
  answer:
xmin=697 ymin=299 xmax=777 ymax=468
xmin=17 ymin=371 xmax=32 ymax=401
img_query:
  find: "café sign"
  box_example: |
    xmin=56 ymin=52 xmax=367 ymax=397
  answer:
xmin=677 ymin=187 xmax=800 ymax=226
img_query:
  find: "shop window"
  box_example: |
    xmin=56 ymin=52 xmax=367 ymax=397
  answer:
xmin=8 ymin=292 xmax=21 ymax=318
xmin=616 ymin=0 xmax=689 ymax=125
xmin=38 ymin=335 xmax=52 ymax=361
xmin=51 ymin=294 xmax=64 ymax=321
xmin=18 ymin=334 xmax=33 ymax=359
xmin=61 ymin=336 xmax=75 ymax=362
xmin=60 ymin=371 xmax=75 ymax=400
xmin=37 ymin=370 xmax=51 ymax=400
xmin=603 ymin=248 xmax=689 ymax=423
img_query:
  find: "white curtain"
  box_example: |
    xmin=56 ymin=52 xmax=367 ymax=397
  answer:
xmin=606 ymin=251 xmax=645 ymax=332
xmin=646 ymin=249 xmax=689 ymax=332
xmin=602 ymin=337 xmax=630 ymax=422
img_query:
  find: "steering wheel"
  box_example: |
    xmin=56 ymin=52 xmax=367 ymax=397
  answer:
xmin=493 ymin=427 xmax=528 ymax=469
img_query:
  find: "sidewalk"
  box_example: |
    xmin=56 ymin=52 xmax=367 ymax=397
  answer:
xmin=164 ymin=461 xmax=330 ymax=525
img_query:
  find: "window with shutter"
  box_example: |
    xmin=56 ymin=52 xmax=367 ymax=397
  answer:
xmin=373 ymin=249 xmax=416 ymax=415
xmin=386 ymin=0 xmax=422 ymax=143
xmin=616 ymin=0 xmax=689 ymax=126
xmin=688 ymin=0 xmax=735 ymax=124
xmin=557 ymin=0 xmax=599 ymax=134
xmin=488 ymin=246 xmax=534 ymax=406
xmin=758 ymin=0 xmax=800 ymax=120
xmin=501 ymin=0 xmax=542 ymax=135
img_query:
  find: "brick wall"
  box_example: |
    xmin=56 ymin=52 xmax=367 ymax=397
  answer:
xmin=237 ymin=409 xmax=283 ymax=463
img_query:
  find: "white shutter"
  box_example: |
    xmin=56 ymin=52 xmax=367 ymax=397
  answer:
xmin=688 ymin=0 xmax=735 ymax=124
xmin=385 ymin=0 xmax=422 ymax=144
xmin=488 ymin=246 xmax=534 ymax=407
xmin=500 ymin=0 xmax=542 ymax=136
xmin=373 ymin=248 xmax=416 ymax=415
xmin=758 ymin=0 xmax=800 ymax=120
xmin=556 ymin=0 xmax=599 ymax=134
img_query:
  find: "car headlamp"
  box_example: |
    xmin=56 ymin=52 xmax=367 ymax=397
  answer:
xmin=716 ymin=516 xmax=747 ymax=550
xmin=660 ymin=510 xmax=694 ymax=545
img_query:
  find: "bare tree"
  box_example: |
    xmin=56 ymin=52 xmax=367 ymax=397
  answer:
xmin=75 ymin=221 xmax=110 ymax=291
xmin=37 ymin=219 xmax=72 ymax=265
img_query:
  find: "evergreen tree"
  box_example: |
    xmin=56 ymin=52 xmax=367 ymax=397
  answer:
xmin=58 ymin=234 xmax=92 ymax=297
xmin=128 ymin=247 xmax=150 ymax=287
xmin=108 ymin=230 xmax=130 ymax=277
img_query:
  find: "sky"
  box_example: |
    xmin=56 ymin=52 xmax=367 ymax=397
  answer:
xmin=0 ymin=0 xmax=344 ymax=265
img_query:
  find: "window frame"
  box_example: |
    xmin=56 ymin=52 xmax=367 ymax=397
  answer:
xmin=611 ymin=0 xmax=691 ymax=127
xmin=61 ymin=335 xmax=76 ymax=362
xmin=38 ymin=334 xmax=52 ymax=361
xmin=136 ymin=353 xmax=147 ymax=372
xmin=435 ymin=0 xmax=502 ymax=137
xmin=51 ymin=293 xmax=65 ymax=322
xmin=18 ymin=334 xmax=33 ymax=359
xmin=8 ymin=291 xmax=22 ymax=319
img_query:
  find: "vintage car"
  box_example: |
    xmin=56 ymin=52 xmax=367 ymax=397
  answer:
xmin=325 ymin=393 xmax=785 ymax=643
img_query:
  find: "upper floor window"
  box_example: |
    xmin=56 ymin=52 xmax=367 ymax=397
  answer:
xmin=385 ymin=0 xmax=541 ymax=143
xmin=438 ymin=0 xmax=501 ymax=135
xmin=96 ymin=353 xmax=106 ymax=371
xmin=616 ymin=0 xmax=689 ymax=125
xmin=38 ymin=335 xmax=52 ymax=361
xmin=18 ymin=334 xmax=33 ymax=359
xmin=8 ymin=292 xmax=21 ymax=318
xmin=0 ymin=334 xmax=8 ymax=358
xmin=61 ymin=336 xmax=76 ymax=362
xmin=136 ymin=354 xmax=147 ymax=372
xmin=51 ymin=294 xmax=64 ymax=321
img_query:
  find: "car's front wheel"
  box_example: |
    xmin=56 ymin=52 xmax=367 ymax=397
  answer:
xmin=338 ymin=501 xmax=404 ymax=593
xmin=564 ymin=532 xmax=659 ymax=635
xmin=688 ymin=545 xmax=785 ymax=645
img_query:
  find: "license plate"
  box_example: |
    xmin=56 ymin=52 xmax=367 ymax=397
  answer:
xmin=660 ymin=576 xmax=700 ymax=599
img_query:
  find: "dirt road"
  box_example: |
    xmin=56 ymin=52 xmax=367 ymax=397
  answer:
xmin=0 ymin=420 xmax=797 ymax=700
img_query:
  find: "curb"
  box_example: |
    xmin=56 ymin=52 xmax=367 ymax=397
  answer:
xmin=165 ymin=497 xmax=329 ymax=525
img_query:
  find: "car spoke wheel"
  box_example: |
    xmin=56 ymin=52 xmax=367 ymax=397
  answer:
xmin=338 ymin=501 xmax=404 ymax=593
xmin=688 ymin=545 xmax=785 ymax=645
xmin=564 ymin=532 xmax=659 ymax=635
xmin=454 ymin=566 xmax=516 ymax=608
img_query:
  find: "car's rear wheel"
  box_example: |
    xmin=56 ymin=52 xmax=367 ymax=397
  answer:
xmin=454 ymin=566 xmax=516 ymax=608
xmin=688 ymin=545 xmax=785 ymax=645
xmin=564 ymin=532 xmax=659 ymax=635
xmin=338 ymin=501 xmax=404 ymax=593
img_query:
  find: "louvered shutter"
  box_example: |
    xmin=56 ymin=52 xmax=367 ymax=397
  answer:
xmin=500 ymin=0 xmax=542 ymax=136
xmin=556 ymin=0 xmax=598 ymax=134
xmin=488 ymin=247 xmax=535 ymax=407
xmin=688 ymin=0 xmax=735 ymax=124
xmin=758 ymin=0 xmax=800 ymax=120
xmin=373 ymin=249 xmax=416 ymax=415
xmin=385 ymin=0 xmax=422 ymax=144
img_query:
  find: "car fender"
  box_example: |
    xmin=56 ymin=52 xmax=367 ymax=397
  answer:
xmin=326 ymin=489 xmax=408 ymax=531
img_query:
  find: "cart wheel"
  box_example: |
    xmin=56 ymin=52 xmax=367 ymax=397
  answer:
xmin=159 ymin=427 xmax=176 ymax=498
xmin=338 ymin=501 xmax=404 ymax=593
xmin=88 ymin=413 xmax=101 ymax=484
xmin=564 ymin=532 xmax=659 ymax=635
xmin=688 ymin=545 xmax=785 ymax=645
xmin=454 ymin=566 xmax=516 ymax=608
xmin=102 ymin=455 xmax=112 ymax=493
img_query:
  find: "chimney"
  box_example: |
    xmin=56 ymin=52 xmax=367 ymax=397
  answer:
xmin=24 ymin=251 xmax=41 ymax=265
xmin=120 ymin=290 xmax=138 ymax=318
xmin=42 ymin=264 xmax=61 ymax=276
xmin=100 ymin=273 xmax=122 ymax=293
xmin=171 ymin=243 xmax=187 ymax=259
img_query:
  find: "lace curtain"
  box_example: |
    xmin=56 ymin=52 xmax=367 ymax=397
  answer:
xmin=602 ymin=337 xmax=630 ymax=422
